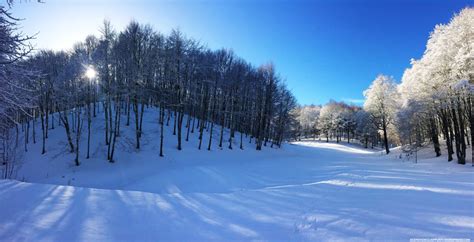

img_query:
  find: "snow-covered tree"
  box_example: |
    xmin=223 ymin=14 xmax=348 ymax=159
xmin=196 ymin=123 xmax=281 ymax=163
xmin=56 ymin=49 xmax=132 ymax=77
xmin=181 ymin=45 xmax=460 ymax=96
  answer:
xmin=398 ymin=7 xmax=473 ymax=164
xmin=296 ymin=105 xmax=321 ymax=139
xmin=354 ymin=110 xmax=378 ymax=148
xmin=317 ymin=101 xmax=359 ymax=143
xmin=318 ymin=102 xmax=336 ymax=142
xmin=363 ymin=74 xmax=399 ymax=154
xmin=0 ymin=5 xmax=36 ymax=177
xmin=22 ymin=18 xmax=298 ymax=166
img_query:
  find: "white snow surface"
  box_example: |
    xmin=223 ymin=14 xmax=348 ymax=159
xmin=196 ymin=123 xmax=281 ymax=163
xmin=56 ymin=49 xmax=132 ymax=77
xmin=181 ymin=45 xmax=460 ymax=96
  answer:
xmin=1 ymin=108 xmax=474 ymax=241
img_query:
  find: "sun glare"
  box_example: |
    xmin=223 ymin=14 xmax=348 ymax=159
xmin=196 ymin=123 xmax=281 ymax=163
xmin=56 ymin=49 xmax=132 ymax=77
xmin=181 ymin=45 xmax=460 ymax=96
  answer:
xmin=85 ymin=66 xmax=97 ymax=80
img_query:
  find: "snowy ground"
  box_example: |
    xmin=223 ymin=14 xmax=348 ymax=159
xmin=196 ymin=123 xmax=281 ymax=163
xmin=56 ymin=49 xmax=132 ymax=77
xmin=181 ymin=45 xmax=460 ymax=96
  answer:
xmin=1 ymin=109 xmax=473 ymax=241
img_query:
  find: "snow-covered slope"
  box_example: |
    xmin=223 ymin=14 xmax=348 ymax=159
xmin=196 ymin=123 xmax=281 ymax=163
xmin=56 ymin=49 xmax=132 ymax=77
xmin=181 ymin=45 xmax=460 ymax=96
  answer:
xmin=15 ymin=107 xmax=281 ymax=189
xmin=2 ymin=133 xmax=474 ymax=240
xmin=3 ymin=108 xmax=474 ymax=241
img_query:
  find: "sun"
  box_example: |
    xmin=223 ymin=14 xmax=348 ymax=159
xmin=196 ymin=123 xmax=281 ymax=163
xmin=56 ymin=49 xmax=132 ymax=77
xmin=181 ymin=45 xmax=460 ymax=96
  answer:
xmin=85 ymin=66 xmax=97 ymax=80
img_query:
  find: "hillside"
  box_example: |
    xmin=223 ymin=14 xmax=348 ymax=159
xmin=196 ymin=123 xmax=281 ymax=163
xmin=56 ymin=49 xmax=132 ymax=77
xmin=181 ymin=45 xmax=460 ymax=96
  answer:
xmin=2 ymin=116 xmax=473 ymax=240
xmin=14 ymin=107 xmax=281 ymax=190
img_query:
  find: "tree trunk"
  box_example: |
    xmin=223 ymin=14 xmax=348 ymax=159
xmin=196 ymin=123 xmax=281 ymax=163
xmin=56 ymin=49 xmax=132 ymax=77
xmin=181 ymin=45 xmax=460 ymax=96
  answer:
xmin=219 ymin=96 xmax=226 ymax=148
xmin=104 ymin=100 xmax=109 ymax=145
xmin=191 ymin=114 xmax=196 ymax=134
xmin=59 ymin=111 xmax=75 ymax=153
xmin=382 ymin=116 xmax=390 ymax=154
xmin=160 ymin=106 xmax=165 ymax=157
xmin=24 ymin=119 xmax=29 ymax=152
xmin=40 ymin=109 xmax=46 ymax=154
xmin=126 ymin=97 xmax=131 ymax=126
xmin=45 ymin=105 xmax=49 ymax=139
xmin=451 ymin=103 xmax=466 ymax=164
xmin=87 ymin=103 xmax=91 ymax=159
xmin=177 ymin=110 xmax=184 ymax=150
xmin=240 ymin=131 xmax=243 ymax=150
xmin=74 ymin=109 xmax=82 ymax=166
xmin=429 ymin=116 xmax=441 ymax=157
xmin=457 ymin=100 xmax=467 ymax=164
xmin=208 ymin=122 xmax=214 ymax=151
xmin=134 ymin=99 xmax=140 ymax=149
xmin=109 ymin=101 xmax=121 ymax=163
xmin=173 ymin=110 xmax=177 ymax=135
xmin=185 ymin=114 xmax=191 ymax=142
xmin=32 ymin=109 xmax=36 ymax=144
xmin=139 ymin=102 xmax=145 ymax=138
xmin=440 ymin=109 xmax=454 ymax=161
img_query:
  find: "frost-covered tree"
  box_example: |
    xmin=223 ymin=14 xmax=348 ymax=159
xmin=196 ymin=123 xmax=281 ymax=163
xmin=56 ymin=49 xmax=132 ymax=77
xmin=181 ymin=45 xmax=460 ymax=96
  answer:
xmin=296 ymin=105 xmax=321 ymax=139
xmin=317 ymin=101 xmax=359 ymax=143
xmin=398 ymin=7 xmax=473 ymax=164
xmin=363 ymin=74 xmax=399 ymax=154
xmin=318 ymin=102 xmax=336 ymax=142
xmin=340 ymin=105 xmax=359 ymax=143
xmin=354 ymin=110 xmax=378 ymax=148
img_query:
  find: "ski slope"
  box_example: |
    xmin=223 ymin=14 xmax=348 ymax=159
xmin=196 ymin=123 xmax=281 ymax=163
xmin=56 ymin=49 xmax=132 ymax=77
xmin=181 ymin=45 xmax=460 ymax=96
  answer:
xmin=2 ymin=137 xmax=474 ymax=241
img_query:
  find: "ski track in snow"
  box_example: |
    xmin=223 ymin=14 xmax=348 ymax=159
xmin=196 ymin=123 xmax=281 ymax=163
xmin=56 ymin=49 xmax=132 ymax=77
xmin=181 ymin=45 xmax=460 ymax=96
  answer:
xmin=1 ymin=109 xmax=474 ymax=241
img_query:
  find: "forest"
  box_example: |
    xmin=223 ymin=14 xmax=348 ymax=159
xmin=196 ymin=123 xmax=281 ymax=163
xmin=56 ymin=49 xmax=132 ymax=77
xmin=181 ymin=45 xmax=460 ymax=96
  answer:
xmin=294 ymin=8 xmax=473 ymax=165
xmin=1 ymin=1 xmax=473 ymax=241
xmin=0 ymin=4 xmax=472 ymax=176
xmin=1 ymin=10 xmax=297 ymax=171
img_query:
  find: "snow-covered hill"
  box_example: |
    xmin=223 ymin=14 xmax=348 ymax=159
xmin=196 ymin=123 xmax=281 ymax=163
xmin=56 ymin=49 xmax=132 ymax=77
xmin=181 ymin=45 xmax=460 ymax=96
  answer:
xmin=2 ymin=123 xmax=474 ymax=241
xmin=14 ymin=107 xmax=284 ymax=189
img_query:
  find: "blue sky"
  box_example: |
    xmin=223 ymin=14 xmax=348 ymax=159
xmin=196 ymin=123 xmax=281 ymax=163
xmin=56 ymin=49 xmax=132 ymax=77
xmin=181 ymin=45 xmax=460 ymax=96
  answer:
xmin=9 ymin=0 xmax=471 ymax=105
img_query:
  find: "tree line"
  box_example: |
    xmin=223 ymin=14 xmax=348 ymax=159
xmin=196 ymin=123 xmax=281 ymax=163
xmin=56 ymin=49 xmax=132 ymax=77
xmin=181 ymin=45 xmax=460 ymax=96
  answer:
xmin=1 ymin=10 xmax=297 ymax=173
xmin=295 ymin=7 xmax=473 ymax=165
xmin=295 ymin=101 xmax=380 ymax=149
xmin=398 ymin=7 xmax=473 ymax=165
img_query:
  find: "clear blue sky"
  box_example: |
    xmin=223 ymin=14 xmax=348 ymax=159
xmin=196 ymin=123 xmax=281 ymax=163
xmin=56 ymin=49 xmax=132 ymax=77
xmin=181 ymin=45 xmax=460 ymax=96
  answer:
xmin=9 ymin=0 xmax=471 ymax=105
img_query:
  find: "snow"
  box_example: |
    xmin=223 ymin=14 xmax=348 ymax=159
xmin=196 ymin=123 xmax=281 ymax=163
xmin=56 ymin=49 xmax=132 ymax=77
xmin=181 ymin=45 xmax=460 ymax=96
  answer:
xmin=1 ymin=108 xmax=474 ymax=241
